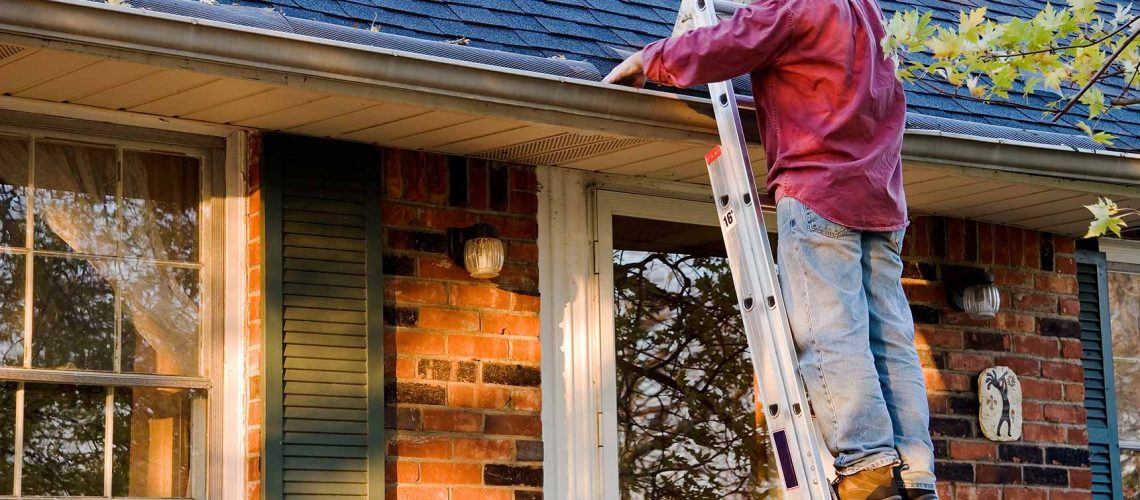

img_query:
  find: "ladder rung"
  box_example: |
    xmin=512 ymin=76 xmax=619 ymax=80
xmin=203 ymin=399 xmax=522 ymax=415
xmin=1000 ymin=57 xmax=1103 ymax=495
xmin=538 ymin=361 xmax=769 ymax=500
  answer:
xmin=672 ymin=0 xmax=748 ymax=36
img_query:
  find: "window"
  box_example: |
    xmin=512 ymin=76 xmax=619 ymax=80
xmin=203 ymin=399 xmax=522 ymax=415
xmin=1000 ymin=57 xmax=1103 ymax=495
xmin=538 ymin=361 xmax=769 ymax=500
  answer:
xmin=0 ymin=131 xmax=214 ymax=498
xmin=1099 ymin=239 xmax=1140 ymax=499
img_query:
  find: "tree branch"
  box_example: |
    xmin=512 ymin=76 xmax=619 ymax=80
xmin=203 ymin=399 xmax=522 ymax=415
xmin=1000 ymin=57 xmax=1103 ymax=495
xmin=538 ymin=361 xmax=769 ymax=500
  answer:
xmin=1053 ymin=27 xmax=1140 ymax=121
xmin=1112 ymin=97 xmax=1140 ymax=106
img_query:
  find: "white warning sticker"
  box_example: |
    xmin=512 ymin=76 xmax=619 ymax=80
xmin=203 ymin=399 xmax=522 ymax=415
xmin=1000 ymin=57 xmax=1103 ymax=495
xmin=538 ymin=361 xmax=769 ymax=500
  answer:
xmin=720 ymin=208 xmax=737 ymax=231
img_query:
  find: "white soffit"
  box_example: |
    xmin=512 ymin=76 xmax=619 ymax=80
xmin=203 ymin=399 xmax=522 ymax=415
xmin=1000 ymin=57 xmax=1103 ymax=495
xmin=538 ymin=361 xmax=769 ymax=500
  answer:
xmin=0 ymin=42 xmax=1132 ymax=237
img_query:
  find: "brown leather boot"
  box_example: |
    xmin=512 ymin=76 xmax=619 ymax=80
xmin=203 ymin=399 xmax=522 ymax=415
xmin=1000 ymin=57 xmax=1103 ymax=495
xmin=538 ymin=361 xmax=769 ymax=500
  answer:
xmin=836 ymin=465 xmax=903 ymax=500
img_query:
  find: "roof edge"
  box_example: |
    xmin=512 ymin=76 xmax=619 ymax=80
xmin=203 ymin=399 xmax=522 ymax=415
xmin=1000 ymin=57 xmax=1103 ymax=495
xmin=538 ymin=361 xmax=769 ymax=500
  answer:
xmin=2 ymin=0 xmax=1139 ymax=187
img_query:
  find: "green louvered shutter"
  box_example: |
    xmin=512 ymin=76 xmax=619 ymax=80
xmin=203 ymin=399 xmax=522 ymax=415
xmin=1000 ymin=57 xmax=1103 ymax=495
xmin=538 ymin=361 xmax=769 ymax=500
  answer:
xmin=263 ymin=134 xmax=385 ymax=500
xmin=1077 ymin=250 xmax=1123 ymax=500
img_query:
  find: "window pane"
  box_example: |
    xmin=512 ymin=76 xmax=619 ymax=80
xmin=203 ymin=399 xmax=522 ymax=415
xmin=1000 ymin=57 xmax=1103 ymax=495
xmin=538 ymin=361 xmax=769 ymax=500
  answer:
xmin=121 ymin=265 xmax=200 ymax=376
xmin=613 ymin=217 xmax=781 ymax=499
xmin=0 ymin=254 xmax=24 ymax=367
xmin=0 ymin=383 xmax=15 ymax=495
xmin=0 ymin=137 xmax=29 ymax=247
xmin=112 ymin=387 xmax=199 ymax=498
xmin=1116 ymin=358 xmax=1140 ymax=443
xmin=33 ymin=142 xmax=118 ymax=255
xmin=22 ymin=383 xmax=106 ymax=496
xmin=122 ymin=152 xmax=199 ymax=263
xmin=1111 ymin=271 xmax=1140 ymax=359
xmin=33 ymin=256 xmax=115 ymax=371
xmin=1125 ymin=449 xmax=1140 ymax=499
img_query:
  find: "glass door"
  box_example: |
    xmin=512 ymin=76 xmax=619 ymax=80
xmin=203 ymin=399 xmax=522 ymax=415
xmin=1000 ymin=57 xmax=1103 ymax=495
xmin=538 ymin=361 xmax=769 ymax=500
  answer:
xmin=595 ymin=191 xmax=781 ymax=500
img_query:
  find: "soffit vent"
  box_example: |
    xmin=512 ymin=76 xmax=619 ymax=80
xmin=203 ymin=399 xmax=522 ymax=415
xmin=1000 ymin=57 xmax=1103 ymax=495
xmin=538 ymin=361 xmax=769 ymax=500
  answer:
xmin=477 ymin=132 xmax=650 ymax=166
xmin=0 ymin=45 xmax=25 ymax=62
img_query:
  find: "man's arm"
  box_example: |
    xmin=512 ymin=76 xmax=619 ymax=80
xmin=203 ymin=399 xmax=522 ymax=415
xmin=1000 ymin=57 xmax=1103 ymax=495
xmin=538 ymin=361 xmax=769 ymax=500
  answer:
xmin=604 ymin=0 xmax=799 ymax=88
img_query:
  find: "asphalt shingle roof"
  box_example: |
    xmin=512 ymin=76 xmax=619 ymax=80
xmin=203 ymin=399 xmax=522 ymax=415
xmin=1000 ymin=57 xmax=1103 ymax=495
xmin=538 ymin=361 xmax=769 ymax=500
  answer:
xmin=192 ymin=0 xmax=1140 ymax=150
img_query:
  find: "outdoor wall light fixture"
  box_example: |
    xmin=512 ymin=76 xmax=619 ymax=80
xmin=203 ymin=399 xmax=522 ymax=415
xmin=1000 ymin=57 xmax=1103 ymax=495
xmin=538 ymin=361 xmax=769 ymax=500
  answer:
xmin=944 ymin=266 xmax=1001 ymax=320
xmin=448 ymin=223 xmax=504 ymax=279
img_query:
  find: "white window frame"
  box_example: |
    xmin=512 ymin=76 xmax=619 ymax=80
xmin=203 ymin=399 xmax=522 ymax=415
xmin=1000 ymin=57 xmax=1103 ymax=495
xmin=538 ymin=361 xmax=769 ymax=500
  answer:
xmin=1101 ymin=238 xmax=1140 ymax=456
xmin=539 ymin=166 xmax=775 ymax=499
xmin=0 ymin=103 xmax=247 ymax=500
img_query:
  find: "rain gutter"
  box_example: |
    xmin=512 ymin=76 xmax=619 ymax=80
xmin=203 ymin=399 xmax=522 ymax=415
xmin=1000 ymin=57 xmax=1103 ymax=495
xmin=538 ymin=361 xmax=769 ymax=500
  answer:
xmin=2 ymin=0 xmax=1139 ymax=186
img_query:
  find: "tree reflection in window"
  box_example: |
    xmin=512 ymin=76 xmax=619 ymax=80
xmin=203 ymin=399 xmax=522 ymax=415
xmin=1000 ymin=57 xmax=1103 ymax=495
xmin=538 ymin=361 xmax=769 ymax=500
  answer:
xmin=614 ymin=250 xmax=781 ymax=499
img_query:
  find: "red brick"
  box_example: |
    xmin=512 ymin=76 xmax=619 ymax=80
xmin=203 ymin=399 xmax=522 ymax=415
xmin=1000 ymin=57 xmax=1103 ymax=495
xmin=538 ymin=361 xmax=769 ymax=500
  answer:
xmin=994 ymin=356 xmax=1041 ymax=377
xmin=997 ymin=313 xmax=1037 ymax=334
xmin=389 ymin=436 xmax=452 ymax=459
xmin=448 ymin=384 xmax=510 ymax=410
xmin=1012 ymin=292 xmax=1057 ymax=313
xmin=1043 ymin=404 xmax=1083 ymax=424
xmin=388 ymin=279 xmax=447 ymax=305
xmin=419 ymin=257 xmax=475 ymax=281
xmin=1004 ymin=487 xmax=1046 ymax=500
xmin=1023 ymin=423 xmax=1066 ymax=443
xmin=392 ymin=357 xmax=417 ymax=379
xmin=453 ymin=438 xmax=514 ymax=460
xmin=1023 ymin=231 xmax=1041 ymax=268
xmin=950 ymin=441 xmax=997 ymax=460
xmin=947 ymin=218 xmax=966 ymax=261
xmin=904 ymin=281 xmax=947 ymax=304
xmin=1041 ymin=361 xmax=1083 ymax=382
xmin=1064 ymin=383 xmax=1085 ymax=403
xmin=995 ymin=226 xmax=1011 ymax=265
xmin=510 ymin=339 xmax=541 ymax=363
xmin=925 ymin=370 xmax=972 ymax=392
xmin=421 ymin=408 xmax=484 ymax=433
xmin=422 ymin=208 xmax=478 ymax=232
xmin=482 ymin=312 xmax=540 ymax=337
xmin=976 ymin=464 xmax=1021 ymax=483
xmin=1054 ymin=236 xmax=1076 ymax=254
xmin=511 ymin=388 xmax=542 ymax=412
xmin=418 ymin=308 xmax=480 ymax=331
xmin=1021 ymin=379 xmax=1063 ymax=401
xmin=448 ymin=334 xmax=509 ymax=359
xmin=386 ymin=460 xmax=420 ymax=483
xmin=1050 ymin=492 xmax=1091 ymax=500
xmin=1060 ymin=339 xmax=1082 ymax=359
xmin=912 ymin=217 xmax=931 ymax=257
xmin=386 ymin=330 xmax=447 ymax=355
xmin=385 ymin=486 xmax=448 ymax=500
xmin=509 ymin=166 xmax=538 ymax=192
xmin=510 ymin=190 xmax=539 ymax=215
xmin=508 ymin=241 xmax=539 ymax=263
xmin=948 ymin=352 xmax=993 ymax=372
xmin=1022 ymin=401 xmax=1043 ymax=421
xmin=452 ymin=488 xmax=513 ymax=500
xmin=382 ymin=202 xmax=423 ymax=227
xmin=1055 ymin=256 xmax=1076 ymax=274
xmin=450 ymin=284 xmax=512 ymax=309
xmin=1067 ymin=427 xmax=1089 ymax=445
xmin=1059 ymin=297 xmax=1080 ymax=316
xmin=927 ymin=394 xmax=950 ymax=414
xmin=1035 ymin=273 xmax=1078 ymax=294
xmin=513 ymin=294 xmax=540 ymax=313
xmin=914 ymin=327 xmax=964 ymax=349
xmin=1069 ymin=468 xmax=1092 ymax=489
xmin=419 ymin=462 xmax=482 ymax=485
xmin=485 ymin=414 xmax=542 ymax=437
xmin=383 ymin=150 xmax=404 ymax=198
xmin=978 ymin=222 xmax=995 ymax=264
xmin=1013 ymin=336 xmax=1058 ymax=357
xmin=467 ymin=159 xmax=489 ymax=210
xmin=993 ymin=268 xmax=1034 ymax=288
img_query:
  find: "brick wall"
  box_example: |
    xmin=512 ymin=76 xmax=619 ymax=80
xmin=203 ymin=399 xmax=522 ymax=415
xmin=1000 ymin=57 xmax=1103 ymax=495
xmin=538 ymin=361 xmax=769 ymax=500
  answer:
xmin=902 ymin=217 xmax=1090 ymax=499
xmin=245 ymin=133 xmax=264 ymax=500
xmin=381 ymin=149 xmax=542 ymax=499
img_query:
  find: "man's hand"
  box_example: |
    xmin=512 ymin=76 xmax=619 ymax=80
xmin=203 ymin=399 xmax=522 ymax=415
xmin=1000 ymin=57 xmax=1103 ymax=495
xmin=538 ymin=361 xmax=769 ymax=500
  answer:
xmin=603 ymin=50 xmax=646 ymax=88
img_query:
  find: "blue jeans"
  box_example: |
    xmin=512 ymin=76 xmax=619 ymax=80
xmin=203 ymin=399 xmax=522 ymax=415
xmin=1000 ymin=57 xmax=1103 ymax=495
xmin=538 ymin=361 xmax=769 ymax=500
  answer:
xmin=776 ymin=197 xmax=937 ymax=492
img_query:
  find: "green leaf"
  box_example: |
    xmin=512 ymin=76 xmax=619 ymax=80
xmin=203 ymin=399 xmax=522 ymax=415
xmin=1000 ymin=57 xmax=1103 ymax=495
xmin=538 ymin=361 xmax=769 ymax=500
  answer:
xmin=1080 ymin=87 xmax=1108 ymax=118
xmin=1077 ymin=121 xmax=1118 ymax=145
xmin=960 ymin=7 xmax=989 ymax=36
xmin=1085 ymin=197 xmax=1127 ymax=238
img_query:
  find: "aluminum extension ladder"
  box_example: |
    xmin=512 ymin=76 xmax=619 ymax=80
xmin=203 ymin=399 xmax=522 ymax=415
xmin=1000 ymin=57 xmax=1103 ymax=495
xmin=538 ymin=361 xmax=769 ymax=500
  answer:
xmin=673 ymin=1 xmax=836 ymax=498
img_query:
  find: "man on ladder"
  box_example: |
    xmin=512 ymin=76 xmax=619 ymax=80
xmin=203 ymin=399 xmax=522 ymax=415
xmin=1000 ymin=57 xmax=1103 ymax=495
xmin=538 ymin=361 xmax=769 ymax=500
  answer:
xmin=604 ymin=1 xmax=937 ymax=499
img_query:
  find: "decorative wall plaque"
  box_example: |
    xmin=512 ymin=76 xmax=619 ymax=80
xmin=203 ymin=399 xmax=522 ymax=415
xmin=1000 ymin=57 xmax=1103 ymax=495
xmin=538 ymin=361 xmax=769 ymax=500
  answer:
xmin=979 ymin=366 xmax=1022 ymax=441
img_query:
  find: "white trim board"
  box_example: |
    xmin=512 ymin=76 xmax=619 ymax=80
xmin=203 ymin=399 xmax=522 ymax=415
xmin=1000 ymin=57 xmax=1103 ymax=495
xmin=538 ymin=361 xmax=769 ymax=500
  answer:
xmin=1101 ymin=238 xmax=1140 ymax=266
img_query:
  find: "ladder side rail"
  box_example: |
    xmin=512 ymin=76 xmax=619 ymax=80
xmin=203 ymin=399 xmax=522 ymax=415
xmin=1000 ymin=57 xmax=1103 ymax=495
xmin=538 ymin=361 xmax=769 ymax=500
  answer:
xmin=687 ymin=0 xmax=833 ymax=498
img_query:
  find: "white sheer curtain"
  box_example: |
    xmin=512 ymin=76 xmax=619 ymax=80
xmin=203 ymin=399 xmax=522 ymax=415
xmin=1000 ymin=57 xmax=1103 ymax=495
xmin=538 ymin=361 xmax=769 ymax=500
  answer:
xmin=0 ymin=141 xmax=199 ymax=375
